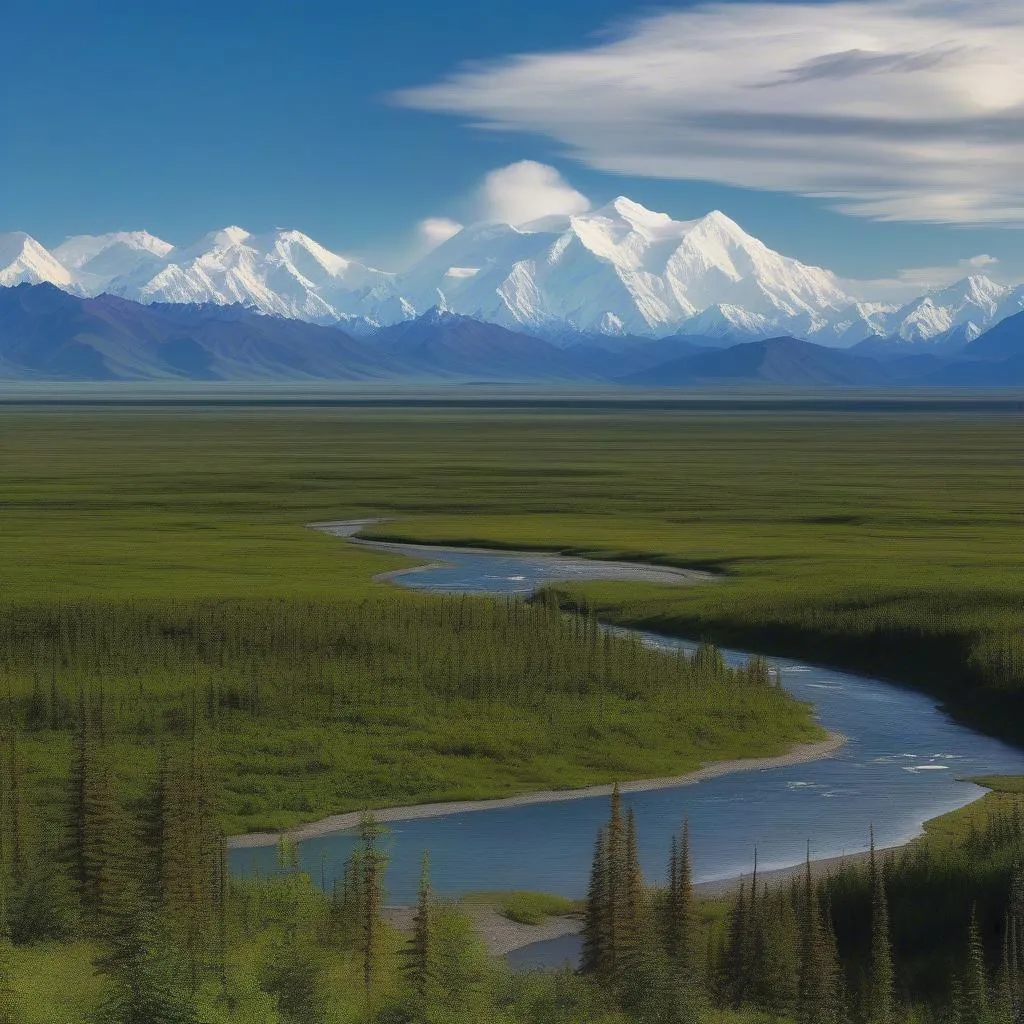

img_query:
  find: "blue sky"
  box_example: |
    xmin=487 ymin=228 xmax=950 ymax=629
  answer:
xmin=3 ymin=0 xmax=1022 ymax=286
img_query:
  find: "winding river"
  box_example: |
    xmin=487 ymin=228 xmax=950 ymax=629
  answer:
xmin=230 ymin=524 xmax=1024 ymax=913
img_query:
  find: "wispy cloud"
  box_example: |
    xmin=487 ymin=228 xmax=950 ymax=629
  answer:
xmin=417 ymin=217 xmax=463 ymax=251
xmin=845 ymin=255 xmax=1003 ymax=301
xmin=396 ymin=0 xmax=1024 ymax=226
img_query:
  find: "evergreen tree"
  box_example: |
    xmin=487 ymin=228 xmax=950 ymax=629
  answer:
xmin=404 ymin=851 xmax=433 ymax=1021
xmin=261 ymin=933 xmax=328 ymax=1024
xmin=155 ymin=742 xmax=220 ymax=985
xmin=93 ymin=917 xmax=202 ymax=1024
xmin=666 ymin=820 xmax=698 ymax=993
xmin=606 ymin=784 xmax=626 ymax=974
xmin=69 ymin=728 xmax=130 ymax=937
xmin=960 ymin=905 xmax=989 ymax=1024
xmin=622 ymin=808 xmax=644 ymax=959
xmin=1000 ymin=867 xmax=1024 ymax=1024
xmin=581 ymin=826 xmax=610 ymax=976
xmin=866 ymin=833 xmax=895 ymax=1024
xmin=6 ymin=739 xmax=25 ymax=887
xmin=722 ymin=881 xmax=748 ymax=1010
xmin=427 ymin=906 xmax=490 ymax=1023
xmin=755 ymin=889 xmax=800 ymax=1017
xmin=797 ymin=858 xmax=839 ymax=1024
xmin=358 ymin=812 xmax=387 ymax=998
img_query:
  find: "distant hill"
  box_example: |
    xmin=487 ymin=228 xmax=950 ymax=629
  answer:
xmin=622 ymin=336 xmax=892 ymax=387
xmin=0 ymin=283 xmax=404 ymax=381
xmin=370 ymin=309 xmax=592 ymax=380
xmin=5 ymin=282 xmax=1024 ymax=387
xmin=965 ymin=311 xmax=1024 ymax=361
xmin=917 ymin=352 xmax=1024 ymax=387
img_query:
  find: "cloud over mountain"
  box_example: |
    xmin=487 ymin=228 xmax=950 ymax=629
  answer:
xmin=478 ymin=161 xmax=590 ymax=225
xmin=397 ymin=0 xmax=1024 ymax=226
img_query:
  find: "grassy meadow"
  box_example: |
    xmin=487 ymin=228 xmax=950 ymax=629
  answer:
xmin=1 ymin=395 xmax=1022 ymax=1022
xmin=2 ymin=399 xmax=1022 ymax=734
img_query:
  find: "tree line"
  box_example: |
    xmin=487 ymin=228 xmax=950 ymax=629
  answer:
xmin=578 ymin=784 xmax=1024 ymax=1023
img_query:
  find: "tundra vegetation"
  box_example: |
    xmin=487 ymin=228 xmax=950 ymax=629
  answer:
xmin=0 ymin=397 xmax=1021 ymax=1020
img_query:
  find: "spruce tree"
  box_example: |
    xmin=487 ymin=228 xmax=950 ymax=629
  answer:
xmin=667 ymin=819 xmax=697 ymax=992
xmin=405 ymin=852 xmax=433 ymax=1021
xmin=797 ymin=858 xmax=839 ymax=1024
xmin=358 ymin=812 xmax=386 ymax=998
xmin=6 ymin=739 xmax=24 ymax=887
xmin=1000 ymin=867 xmax=1024 ymax=1023
xmin=94 ymin=916 xmax=202 ymax=1024
xmin=156 ymin=743 xmax=220 ymax=986
xmin=960 ymin=905 xmax=989 ymax=1024
xmin=866 ymin=833 xmax=894 ymax=1024
xmin=581 ymin=826 xmax=610 ymax=976
xmin=722 ymin=881 xmax=748 ymax=1010
xmin=73 ymin=744 xmax=129 ymax=937
xmin=606 ymin=783 xmax=625 ymax=973
xmin=756 ymin=889 xmax=800 ymax=1017
xmin=666 ymin=834 xmax=679 ymax=954
xmin=622 ymin=808 xmax=644 ymax=957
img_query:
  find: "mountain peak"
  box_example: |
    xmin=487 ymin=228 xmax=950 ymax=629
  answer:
xmin=0 ymin=232 xmax=75 ymax=288
xmin=54 ymin=230 xmax=173 ymax=269
xmin=688 ymin=209 xmax=751 ymax=242
xmin=594 ymin=196 xmax=673 ymax=230
xmin=207 ymin=226 xmax=252 ymax=247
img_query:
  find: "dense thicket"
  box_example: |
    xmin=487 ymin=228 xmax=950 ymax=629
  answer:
xmin=0 ymin=594 xmax=813 ymax=831
xmin=576 ymin=784 xmax=1024 ymax=1024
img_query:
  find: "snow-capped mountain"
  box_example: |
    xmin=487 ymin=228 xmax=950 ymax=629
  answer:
xmin=881 ymin=275 xmax=1016 ymax=343
xmin=0 ymin=232 xmax=77 ymax=289
xmin=400 ymin=198 xmax=850 ymax=337
xmin=104 ymin=226 xmax=396 ymax=325
xmin=53 ymin=231 xmax=173 ymax=293
xmin=6 ymin=202 xmax=1024 ymax=348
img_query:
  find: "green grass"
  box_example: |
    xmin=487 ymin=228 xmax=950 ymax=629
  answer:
xmin=463 ymin=891 xmax=582 ymax=925
xmin=2 ymin=402 xmax=1021 ymax=740
xmin=13 ymin=398 xmax=1019 ymax=1024
xmin=7 ymin=943 xmax=103 ymax=1023
xmin=969 ymin=774 xmax=1024 ymax=794
xmin=1 ymin=400 xmax=1023 ymax=818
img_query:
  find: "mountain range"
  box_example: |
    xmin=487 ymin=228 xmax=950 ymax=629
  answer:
xmin=5 ymin=198 xmax=1024 ymax=349
xmin=3 ymin=281 xmax=1024 ymax=386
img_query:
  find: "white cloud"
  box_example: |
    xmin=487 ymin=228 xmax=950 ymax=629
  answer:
xmin=845 ymin=255 xmax=1004 ymax=301
xmin=962 ymin=254 xmax=1000 ymax=270
xmin=417 ymin=217 xmax=463 ymax=251
xmin=477 ymin=161 xmax=590 ymax=225
xmin=396 ymin=0 xmax=1024 ymax=226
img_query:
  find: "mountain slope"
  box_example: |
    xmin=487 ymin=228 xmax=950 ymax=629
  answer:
xmin=965 ymin=310 xmax=1024 ymax=361
xmin=371 ymin=309 xmax=591 ymax=380
xmin=53 ymin=231 xmax=173 ymax=293
xmin=0 ymin=283 xmax=406 ymax=381
xmin=0 ymin=233 xmax=77 ymax=289
xmin=623 ymin=336 xmax=892 ymax=386
xmin=403 ymin=199 xmax=850 ymax=338
xmin=6 ymin=205 xmax=1024 ymax=349
xmin=918 ymin=353 xmax=1024 ymax=387
xmin=102 ymin=227 xmax=396 ymax=325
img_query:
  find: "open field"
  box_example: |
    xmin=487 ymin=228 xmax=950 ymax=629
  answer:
xmin=3 ymin=397 xmax=1021 ymax=737
xmin=1 ymin=394 xmax=1023 ymax=1022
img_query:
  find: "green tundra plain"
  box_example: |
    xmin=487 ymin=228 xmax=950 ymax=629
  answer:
xmin=3 ymin=399 xmax=1022 ymax=730
xmin=0 ymin=394 xmax=1023 ymax=1023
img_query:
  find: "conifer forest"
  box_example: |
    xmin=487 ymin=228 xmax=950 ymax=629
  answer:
xmin=0 ymin=398 xmax=1021 ymax=1021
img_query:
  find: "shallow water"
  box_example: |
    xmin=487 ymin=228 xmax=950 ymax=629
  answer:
xmin=230 ymin=539 xmax=1024 ymax=912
